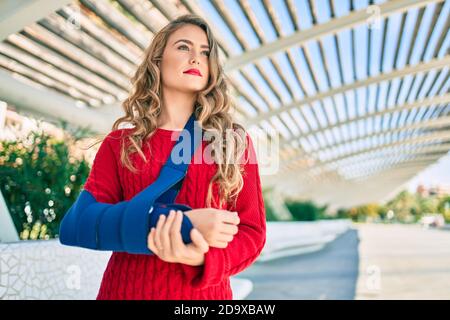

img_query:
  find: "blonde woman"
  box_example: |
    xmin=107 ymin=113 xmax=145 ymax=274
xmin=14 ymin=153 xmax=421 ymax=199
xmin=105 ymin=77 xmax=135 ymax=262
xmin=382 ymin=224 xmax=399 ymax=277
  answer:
xmin=63 ymin=14 xmax=266 ymax=300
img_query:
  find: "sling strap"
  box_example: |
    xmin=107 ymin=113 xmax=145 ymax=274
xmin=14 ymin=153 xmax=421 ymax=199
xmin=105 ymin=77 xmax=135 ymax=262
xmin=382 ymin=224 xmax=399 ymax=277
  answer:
xmin=59 ymin=112 xmax=203 ymax=254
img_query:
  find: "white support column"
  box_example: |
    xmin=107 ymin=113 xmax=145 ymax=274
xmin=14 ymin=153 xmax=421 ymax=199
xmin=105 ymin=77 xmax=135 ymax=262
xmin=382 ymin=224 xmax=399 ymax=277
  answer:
xmin=0 ymin=104 xmax=22 ymax=242
xmin=0 ymin=190 xmax=19 ymax=243
xmin=0 ymin=101 xmax=6 ymax=137
xmin=264 ymin=187 xmax=293 ymax=221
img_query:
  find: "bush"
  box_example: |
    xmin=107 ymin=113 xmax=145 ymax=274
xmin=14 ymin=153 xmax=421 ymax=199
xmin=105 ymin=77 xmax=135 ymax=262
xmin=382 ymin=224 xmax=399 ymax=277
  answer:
xmin=336 ymin=208 xmax=350 ymax=219
xmin=438 ymin=196 xmax=450 ymax=223
xmin=261 ymin=187 xmax=279 ymax=221
xmin=285 ymin=200 xmax=328 ymax=221
xmin=263 ymin=200 xmax=279 ymax=221
xmin=0 ymin=130 xmax=90 ymax=240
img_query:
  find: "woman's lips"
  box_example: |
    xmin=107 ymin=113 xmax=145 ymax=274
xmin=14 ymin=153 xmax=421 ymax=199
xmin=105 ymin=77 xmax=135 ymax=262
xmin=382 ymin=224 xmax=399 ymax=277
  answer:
xmin=183 ymin=69 xmax=202 ymax=77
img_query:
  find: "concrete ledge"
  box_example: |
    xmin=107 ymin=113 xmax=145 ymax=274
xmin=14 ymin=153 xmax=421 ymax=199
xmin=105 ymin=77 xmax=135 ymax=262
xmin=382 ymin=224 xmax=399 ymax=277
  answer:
xmin=230 ymin=278 xmax=253 ymax=300
xmin=0 ymin=239 xmax=252 ymax=300
xmin=0 ymin=220 xmax=352 ymax=299
xmin=258 ymin=220 xmax=352 ymax=262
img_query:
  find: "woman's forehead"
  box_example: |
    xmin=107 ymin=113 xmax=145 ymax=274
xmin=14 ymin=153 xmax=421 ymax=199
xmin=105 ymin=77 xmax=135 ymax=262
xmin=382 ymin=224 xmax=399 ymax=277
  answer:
xmin=169 ymin=25 xmax=209 ymax=45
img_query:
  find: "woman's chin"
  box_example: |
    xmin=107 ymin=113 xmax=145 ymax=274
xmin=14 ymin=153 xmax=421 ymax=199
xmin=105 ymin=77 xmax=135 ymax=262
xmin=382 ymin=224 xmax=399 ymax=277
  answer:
xmin=180 ymin=85 xmax=207 ymax=93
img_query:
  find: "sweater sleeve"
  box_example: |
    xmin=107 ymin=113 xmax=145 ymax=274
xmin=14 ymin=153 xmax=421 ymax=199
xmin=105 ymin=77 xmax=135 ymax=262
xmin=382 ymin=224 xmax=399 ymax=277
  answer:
xmin=181 ymin=134 xmax=267 ymax=289
xmin=60 ymin=129 xmax=195 ymax=254
xmin=83 ymin=130 xmax=123 ymax=204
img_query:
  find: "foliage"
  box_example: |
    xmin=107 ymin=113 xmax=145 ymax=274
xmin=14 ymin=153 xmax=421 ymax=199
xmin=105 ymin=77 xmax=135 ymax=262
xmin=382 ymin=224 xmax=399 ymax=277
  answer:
xmin=437 ymin=196 xmax=450 ymax=223
xmin=263 ymin=200 xmax=279 ymax=221
xmin=0 ymin=128 xmax=90 ymax=240
xmin=336 ymin=189 xmax=450 ymax=224
xmin=285 ymin=200 xmax=329 ymax=221
xmin=345 ymin=203 xmax=383 ymax=222
xmin=261 ymin=187 xmax=279 ymax=221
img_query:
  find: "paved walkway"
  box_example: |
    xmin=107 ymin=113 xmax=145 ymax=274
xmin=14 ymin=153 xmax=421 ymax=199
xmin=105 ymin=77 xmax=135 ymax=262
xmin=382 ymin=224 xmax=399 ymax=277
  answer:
xmin=355 ymin=223 xmax=450 ymax=300
xmin=238 ymin=228 xmax=360 ymax=299
xmin=238 ymin=223 xmax=450 ymax=299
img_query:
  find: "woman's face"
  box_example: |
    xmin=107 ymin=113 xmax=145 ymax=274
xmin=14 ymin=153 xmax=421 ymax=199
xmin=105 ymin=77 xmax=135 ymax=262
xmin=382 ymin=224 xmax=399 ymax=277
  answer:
xmin=160 ymin=24 xmax=210 ymax=94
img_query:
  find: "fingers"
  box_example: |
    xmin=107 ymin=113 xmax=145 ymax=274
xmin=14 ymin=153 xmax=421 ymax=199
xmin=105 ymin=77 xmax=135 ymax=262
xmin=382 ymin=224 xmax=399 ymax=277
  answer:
xmin=160 ymin=210 xmax=177 ymax=255
xmin=209 ymin=232 xmax=234 ymax=249
xmin=217 ymin=233 xmax=234 ymax=243
xmin=149 ymin=210 xmax=210 ymax=264
xmin=170 ymin=210 xmax=185 ymax=258
xmin=211 ymin=240 xmax=229 ymax=249
xmin=190 ymin=228 xmax=209 ymax=253
xmin=171 ymin=210 xmax=183 ymax=235
xmin=220 ymin=224 xmax=239 ymax=236
xmin=147 ymin=227 xmax=159 ymax=254
xmin=153 ymin=214 xmax=165 ymax=251
xmin=219 ymin=211 xmax=240 ymax=225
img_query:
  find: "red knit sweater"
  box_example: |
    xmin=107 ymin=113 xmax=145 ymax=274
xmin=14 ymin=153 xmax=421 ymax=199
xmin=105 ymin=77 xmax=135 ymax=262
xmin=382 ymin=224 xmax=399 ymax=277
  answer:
xmin=83 ymin=127 xmax=266 ymax=300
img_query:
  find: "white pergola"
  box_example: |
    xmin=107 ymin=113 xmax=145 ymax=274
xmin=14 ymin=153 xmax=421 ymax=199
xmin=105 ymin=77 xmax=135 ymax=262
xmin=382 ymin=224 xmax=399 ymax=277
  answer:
xmin=0 ymin=0 xmax=449 ymax=209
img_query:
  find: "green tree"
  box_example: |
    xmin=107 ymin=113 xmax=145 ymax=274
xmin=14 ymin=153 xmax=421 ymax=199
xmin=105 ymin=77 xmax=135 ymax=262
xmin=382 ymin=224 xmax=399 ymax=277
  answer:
xmin=285 ymin=200 xmax=328 ymax=221
xmin=343 ymin=203 xmax=386 ymax=222
xmin=263 ymin=200 xmax=278 ymax=222
xmin=0 ymin=129 xmax=91 ymax=240
xmin=261 ymin=187 xmax=279 ymax=221
xmin=336 ymin=208 xmax=350 ymax=219
xmin=438 ymin=196 xmax=450 ymax=223
xmin=417 ymin=195 xmax=439 ymax=215
xmin=385 ymin=190 xmax=418 ymax=223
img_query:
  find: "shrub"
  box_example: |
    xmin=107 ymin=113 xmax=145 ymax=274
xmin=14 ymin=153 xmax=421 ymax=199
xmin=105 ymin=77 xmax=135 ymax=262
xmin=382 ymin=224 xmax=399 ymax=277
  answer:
xmin=285 ymin=200 xmax=328 ymax=221
xmin=0 ymin=130 xmax=90 ymax=240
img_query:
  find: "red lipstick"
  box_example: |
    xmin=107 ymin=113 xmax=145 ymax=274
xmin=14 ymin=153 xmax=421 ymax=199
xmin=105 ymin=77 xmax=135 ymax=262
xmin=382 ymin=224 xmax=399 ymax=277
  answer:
xmin=183 ymin=68 xmax=202 ymax=77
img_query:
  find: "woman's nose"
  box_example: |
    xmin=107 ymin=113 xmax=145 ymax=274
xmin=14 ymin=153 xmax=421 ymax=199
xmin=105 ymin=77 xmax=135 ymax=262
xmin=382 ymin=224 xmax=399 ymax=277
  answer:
xmin=190 ymin=55 xmax=200 ymax=65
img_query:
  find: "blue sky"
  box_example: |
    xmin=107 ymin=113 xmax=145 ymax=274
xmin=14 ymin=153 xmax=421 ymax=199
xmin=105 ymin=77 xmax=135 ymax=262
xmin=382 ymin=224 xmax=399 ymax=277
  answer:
xmin=196 ymin=0 xmax=450 ymax=190
xmin=198 ymin=0 xmax=449 ymax=126
xmin=407 ymin=154 xmax=450 ymax=191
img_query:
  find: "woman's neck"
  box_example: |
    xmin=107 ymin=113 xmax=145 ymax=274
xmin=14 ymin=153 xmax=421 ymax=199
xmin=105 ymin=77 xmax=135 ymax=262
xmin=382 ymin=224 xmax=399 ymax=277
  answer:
xmin=158 ymin=88 xmax=196 ymax=130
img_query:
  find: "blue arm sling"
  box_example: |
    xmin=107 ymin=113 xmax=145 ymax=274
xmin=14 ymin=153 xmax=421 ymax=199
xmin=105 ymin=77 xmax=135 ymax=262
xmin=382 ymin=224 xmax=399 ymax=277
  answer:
xmin=59 ymin=113 xmax=203 ymax=255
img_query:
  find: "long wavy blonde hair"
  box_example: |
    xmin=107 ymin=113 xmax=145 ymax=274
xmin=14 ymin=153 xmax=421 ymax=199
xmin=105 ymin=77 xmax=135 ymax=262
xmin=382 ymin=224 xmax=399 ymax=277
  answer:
xmin=111 ymin=14 xmax=248 ymax=209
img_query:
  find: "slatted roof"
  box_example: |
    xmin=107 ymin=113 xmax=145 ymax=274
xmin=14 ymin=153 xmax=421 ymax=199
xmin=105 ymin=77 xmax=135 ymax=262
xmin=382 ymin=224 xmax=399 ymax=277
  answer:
xmin=0 ymin=0 xmax=449 ymax=208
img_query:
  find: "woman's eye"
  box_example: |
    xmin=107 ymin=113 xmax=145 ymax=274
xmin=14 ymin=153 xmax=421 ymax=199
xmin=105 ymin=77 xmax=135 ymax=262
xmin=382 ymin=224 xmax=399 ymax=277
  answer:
xmin=178 ymin=45 xmax=209 ymax=57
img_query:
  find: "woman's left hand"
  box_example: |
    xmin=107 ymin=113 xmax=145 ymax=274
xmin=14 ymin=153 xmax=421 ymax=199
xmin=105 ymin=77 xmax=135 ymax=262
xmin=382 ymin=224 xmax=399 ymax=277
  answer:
xmin=147 ymin=210 xmax=209 ymax=266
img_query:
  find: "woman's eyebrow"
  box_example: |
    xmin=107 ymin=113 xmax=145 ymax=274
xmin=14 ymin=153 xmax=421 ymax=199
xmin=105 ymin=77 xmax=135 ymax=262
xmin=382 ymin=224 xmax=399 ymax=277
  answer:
xmin=173 ymin=39 xmax=209 ymax=49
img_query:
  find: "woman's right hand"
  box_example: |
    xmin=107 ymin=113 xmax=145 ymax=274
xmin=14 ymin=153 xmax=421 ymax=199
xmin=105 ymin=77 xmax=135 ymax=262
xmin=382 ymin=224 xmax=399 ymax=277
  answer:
xmin=183 ymin=208 xmax=240 ymax=249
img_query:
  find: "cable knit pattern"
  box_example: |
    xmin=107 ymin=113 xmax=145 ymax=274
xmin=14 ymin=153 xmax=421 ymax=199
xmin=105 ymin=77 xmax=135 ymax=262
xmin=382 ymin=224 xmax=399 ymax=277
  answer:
xmin=82 ymin=127 xmax=266 ymax=300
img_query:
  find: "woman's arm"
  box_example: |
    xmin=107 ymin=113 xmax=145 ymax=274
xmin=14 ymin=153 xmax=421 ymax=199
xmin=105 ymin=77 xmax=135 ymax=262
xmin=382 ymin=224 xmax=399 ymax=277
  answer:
xmin=147 ymin=209 xmax=209 ymax=266
xmin=59 ymin=130 xmax=195 ymax=254
xmin=180 ymin=134 xmax=267 ymax=289
xmin=183 ymin=208 xmax=240 ymax=248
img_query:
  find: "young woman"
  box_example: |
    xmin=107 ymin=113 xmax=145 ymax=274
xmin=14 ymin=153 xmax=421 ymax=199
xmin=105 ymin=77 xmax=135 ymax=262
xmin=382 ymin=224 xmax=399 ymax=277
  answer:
xmin=82 ymin=14 xmax=266 ymax=300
